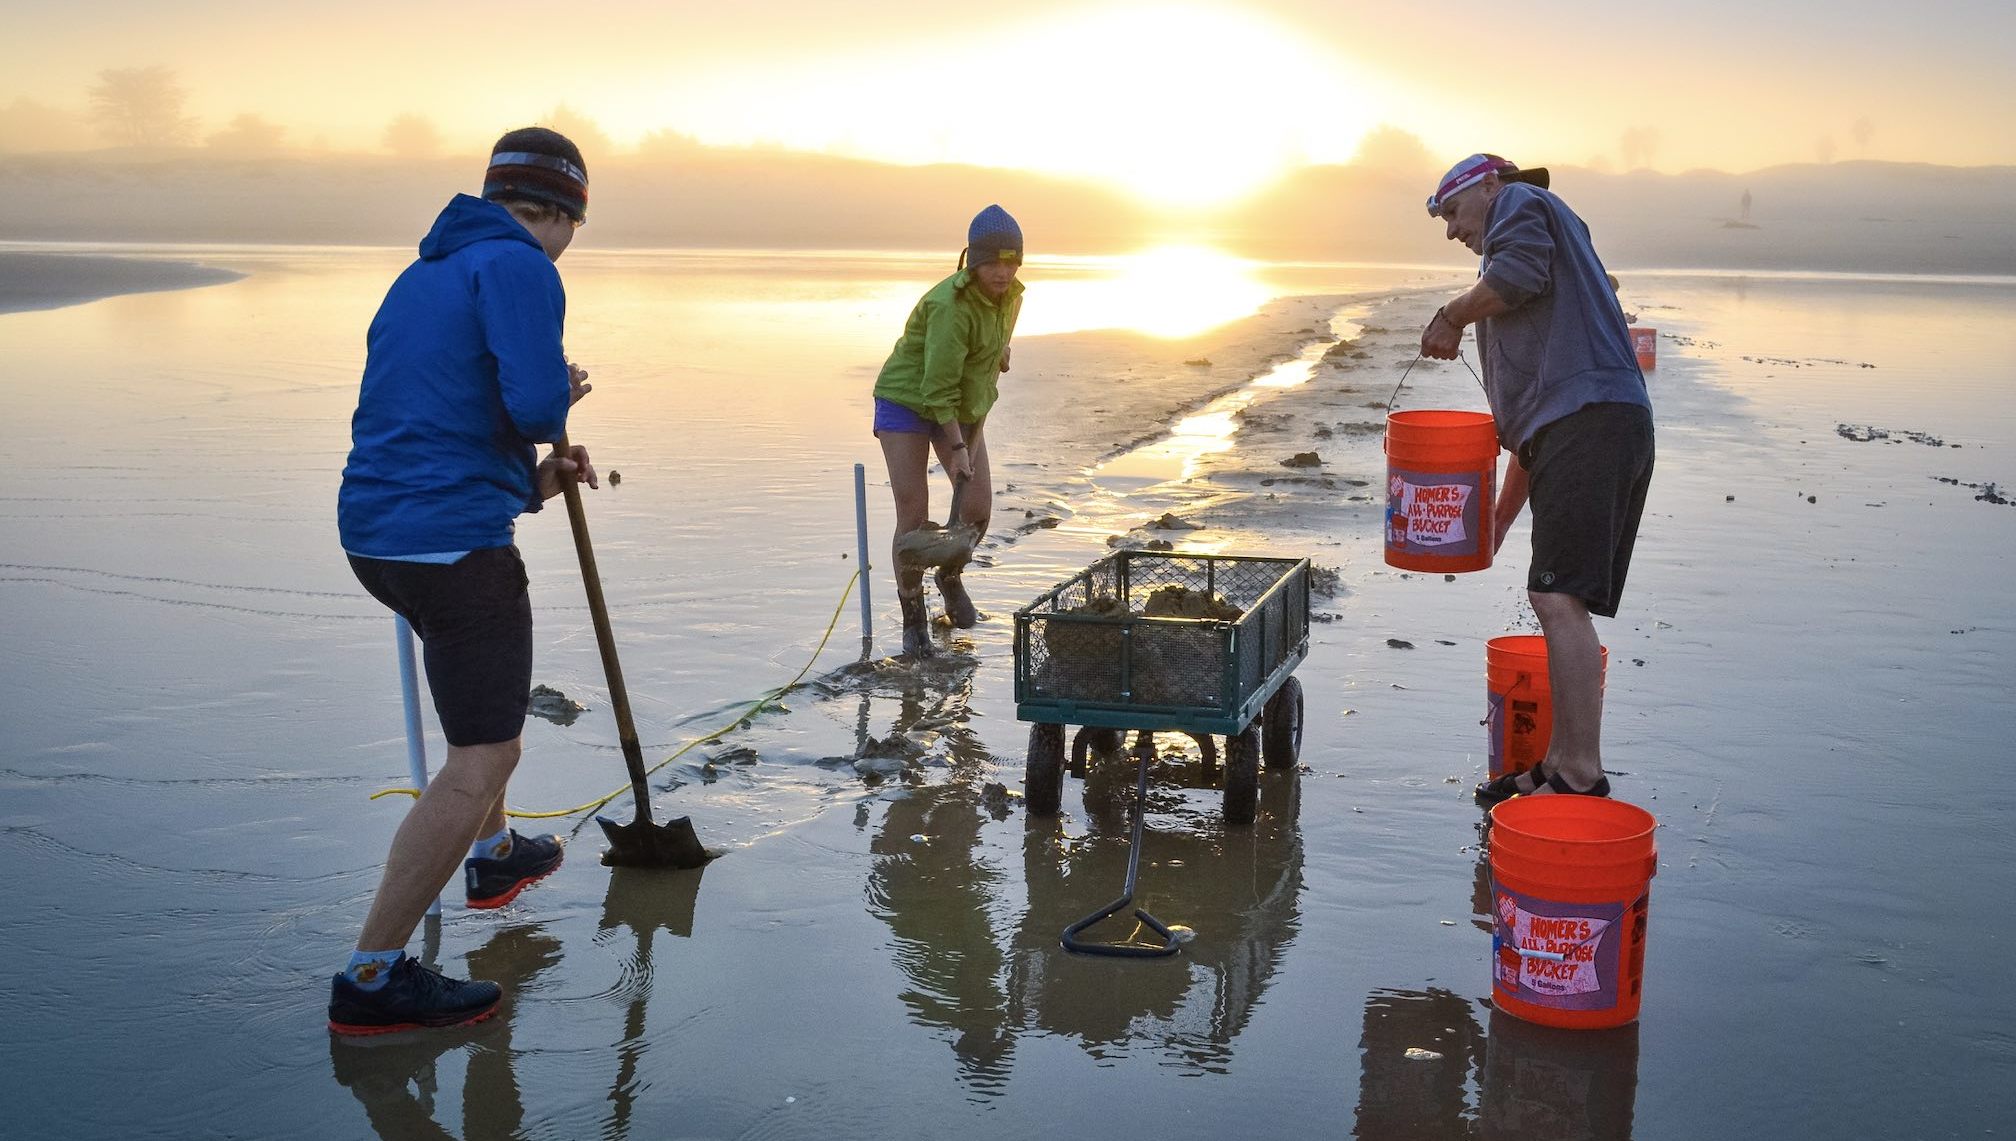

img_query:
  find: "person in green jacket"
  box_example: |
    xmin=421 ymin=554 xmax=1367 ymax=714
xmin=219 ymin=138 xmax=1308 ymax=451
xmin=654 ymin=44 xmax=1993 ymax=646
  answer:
xmin=873 ymin=205 xmax=1024 ymax=659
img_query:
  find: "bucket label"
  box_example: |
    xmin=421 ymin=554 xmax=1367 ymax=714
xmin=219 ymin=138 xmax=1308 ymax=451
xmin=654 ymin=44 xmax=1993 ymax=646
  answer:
xmin=1492 ymin=885 xmax=1629 ymax=1011
xmin=1387 ymin=466 xmax=1484 ymax=557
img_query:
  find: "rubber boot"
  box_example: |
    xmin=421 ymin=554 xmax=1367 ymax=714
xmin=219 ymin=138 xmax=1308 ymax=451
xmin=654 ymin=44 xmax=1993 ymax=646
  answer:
xmin=899 ymin=589 xmax=935 ymax=660
xmin=935 ymin=566 xmax=978 ymax=629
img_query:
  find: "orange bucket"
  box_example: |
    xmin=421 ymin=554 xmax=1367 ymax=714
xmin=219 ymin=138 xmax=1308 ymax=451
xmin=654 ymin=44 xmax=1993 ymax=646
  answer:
xmin=1384 ymin=410 xmax=1497 ymax=572
xmin=1628 ymin=327 xmax=1657 ymax=370
xmin=1486 ymin=635 xmax=1609 ymax=779
xmin=1489 ymin=796 xmax=1657 ymax=1029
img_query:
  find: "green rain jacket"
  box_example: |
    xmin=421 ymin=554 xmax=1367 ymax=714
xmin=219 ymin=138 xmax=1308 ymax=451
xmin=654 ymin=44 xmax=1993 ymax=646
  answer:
xmin=873 ymin=269 xmax=1024 ymax=426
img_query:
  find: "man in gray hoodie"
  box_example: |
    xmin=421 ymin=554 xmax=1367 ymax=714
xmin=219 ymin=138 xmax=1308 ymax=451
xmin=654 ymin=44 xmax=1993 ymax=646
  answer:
xmin=1419 ymin=154 xmax=1655 ymax=804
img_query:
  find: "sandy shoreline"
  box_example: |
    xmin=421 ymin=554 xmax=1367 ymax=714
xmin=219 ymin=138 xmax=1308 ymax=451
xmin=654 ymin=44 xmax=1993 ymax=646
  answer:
xmin=3 ymin=250 xmax=2010 ymax=1138
xmin=0 ymin=251 xmax=245 ymax=314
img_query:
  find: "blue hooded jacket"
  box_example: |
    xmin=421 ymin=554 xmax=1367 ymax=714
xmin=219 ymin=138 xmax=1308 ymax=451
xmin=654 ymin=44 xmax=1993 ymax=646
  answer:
xmin=338 ymin=194 xmax=571 ymax=557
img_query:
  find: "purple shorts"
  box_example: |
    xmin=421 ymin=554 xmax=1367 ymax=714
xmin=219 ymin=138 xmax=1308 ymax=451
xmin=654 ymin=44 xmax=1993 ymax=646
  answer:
xmin=872 ymin=397 xmax=936 ymax=436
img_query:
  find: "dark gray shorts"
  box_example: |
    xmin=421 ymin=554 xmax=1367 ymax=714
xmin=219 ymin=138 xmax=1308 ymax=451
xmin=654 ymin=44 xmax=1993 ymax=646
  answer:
xmin=1520 ymin=402 xmax=1655 ymax=618
xmin=349 ymin=546 xmax=533 ymax=746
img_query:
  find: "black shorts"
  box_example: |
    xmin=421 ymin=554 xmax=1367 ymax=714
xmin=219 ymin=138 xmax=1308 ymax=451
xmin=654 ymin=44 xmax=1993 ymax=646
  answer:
xmin=349 ymin=546 xmax=533 ymax=746
xmin=1520 ymin=402 xmax=1655 ymax=618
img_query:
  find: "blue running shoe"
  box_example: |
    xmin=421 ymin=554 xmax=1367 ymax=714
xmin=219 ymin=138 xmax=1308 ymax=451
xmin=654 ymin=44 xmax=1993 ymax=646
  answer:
xmin=327 ymin=957 xmax=501 ymax=1036
xmin=464 ymin=830 xmax=564 ymax=909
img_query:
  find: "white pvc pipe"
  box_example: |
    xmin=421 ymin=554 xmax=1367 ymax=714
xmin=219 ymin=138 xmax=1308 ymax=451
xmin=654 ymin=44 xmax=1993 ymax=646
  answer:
xmin=853 ymin=463 xmax=873 ymax=642
xmin=394 ymin=615 xmax=442 ymax=918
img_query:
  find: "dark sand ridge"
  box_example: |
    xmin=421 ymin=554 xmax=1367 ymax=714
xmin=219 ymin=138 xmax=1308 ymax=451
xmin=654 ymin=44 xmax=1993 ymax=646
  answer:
xmin=0 ymin=250 xmax=244 ymax=314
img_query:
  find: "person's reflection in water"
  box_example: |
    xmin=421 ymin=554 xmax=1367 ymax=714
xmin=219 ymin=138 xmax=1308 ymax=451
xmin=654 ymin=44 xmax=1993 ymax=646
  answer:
xmin=599 ymin=864 xmax=707 ymax=1141
xmin=863 ymin=666 xmax=1017 ymax=1098
xmin=1353 ymin=988 xmax=1486 ymax=1139
xmin=1008 ymin=733 xmax=1305 ymax=1074
xmin=1480 ymin=1009 xmax=1639 ymax=1141
xmin=327 ymin=920 xmax=562 ymax=1140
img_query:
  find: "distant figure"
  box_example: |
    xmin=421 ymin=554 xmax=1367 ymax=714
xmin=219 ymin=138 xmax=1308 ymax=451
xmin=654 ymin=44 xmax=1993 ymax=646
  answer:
xmin=1419 ymin=154 xmax=1655 ymax=802
xmin=872 ymin=205 xmax=1023 ymax=658
xmin=1740 ymin=188 xmax=1753 ymax=222
xmin=330 ymin=127 xmax=596 ymax=1034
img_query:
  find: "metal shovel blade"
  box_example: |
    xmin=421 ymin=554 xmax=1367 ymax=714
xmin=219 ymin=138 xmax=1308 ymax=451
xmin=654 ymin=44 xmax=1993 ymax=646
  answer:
xmin=596 ymin=813 xmax=715 ymax=869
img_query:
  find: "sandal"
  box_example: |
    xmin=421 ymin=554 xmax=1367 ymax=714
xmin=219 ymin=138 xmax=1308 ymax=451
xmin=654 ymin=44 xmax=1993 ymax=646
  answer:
xmin=1542 ymin=769 xmax=1611 ymax=797
xmin=1474 ymin=766 xmax=1546 ymax=805
xmin=1475 ymin=765 xmax=1611 ymax=805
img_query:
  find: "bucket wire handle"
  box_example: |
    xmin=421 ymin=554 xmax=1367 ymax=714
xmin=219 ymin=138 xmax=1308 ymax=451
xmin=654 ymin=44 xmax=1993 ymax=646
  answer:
xmin=1387 ymin=315 xmax=1490 ymax=412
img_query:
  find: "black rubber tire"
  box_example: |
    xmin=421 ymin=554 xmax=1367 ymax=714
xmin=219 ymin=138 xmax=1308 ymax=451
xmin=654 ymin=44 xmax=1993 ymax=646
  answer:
xmin=1026 ymin=723 xmax=1066 ymax=816
xmin=1262 ymin=675 xmax=1305 ymax=771
xmin=1223 ymin=725 xmax=1260 ymax=826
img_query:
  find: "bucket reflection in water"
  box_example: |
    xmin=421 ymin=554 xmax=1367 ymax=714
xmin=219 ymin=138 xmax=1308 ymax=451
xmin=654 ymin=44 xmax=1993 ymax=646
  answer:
xmin=1482 ymin=1008 xmax=1640 ymax=1140
xmin=1352 ymin=987 xmax=1486 ymax=1140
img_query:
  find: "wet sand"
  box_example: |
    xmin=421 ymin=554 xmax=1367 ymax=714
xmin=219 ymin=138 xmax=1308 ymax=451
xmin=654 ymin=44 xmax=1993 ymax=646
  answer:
xmin=0 ymin=250 xmax=245 ymax=313
xmin=1 ymin=250 xmax=2011 ymax=1138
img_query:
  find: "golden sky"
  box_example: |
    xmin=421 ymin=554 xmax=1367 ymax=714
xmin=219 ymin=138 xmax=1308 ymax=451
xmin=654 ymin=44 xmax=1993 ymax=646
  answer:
xmin=7 ymin=0 xmax=2014 ymax=206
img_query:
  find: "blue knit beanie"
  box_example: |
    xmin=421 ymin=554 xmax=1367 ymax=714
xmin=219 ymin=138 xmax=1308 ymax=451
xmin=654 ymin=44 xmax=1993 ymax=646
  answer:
xmin=966 ymin=205 xmax=1022 ymax=267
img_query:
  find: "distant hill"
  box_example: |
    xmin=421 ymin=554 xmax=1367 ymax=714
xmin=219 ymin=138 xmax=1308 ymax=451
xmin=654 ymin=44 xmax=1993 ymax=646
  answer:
xmin=1 ymin=148 xmax=2010 ymax=275
xmin=1227 ymin=160 xmax=2016 ymax=275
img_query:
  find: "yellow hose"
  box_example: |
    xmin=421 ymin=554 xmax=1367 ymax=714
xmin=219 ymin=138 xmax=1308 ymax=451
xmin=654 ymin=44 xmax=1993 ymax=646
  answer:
xmin=369 ymin=569 xmax=861 ymax=820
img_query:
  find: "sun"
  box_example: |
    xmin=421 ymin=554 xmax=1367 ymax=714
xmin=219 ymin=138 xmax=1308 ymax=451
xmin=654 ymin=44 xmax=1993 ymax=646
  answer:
xmin=993 ymin=5 xmax=1378 ymax=209
xmin=640 ymin=3 xmax=1381 ymax=211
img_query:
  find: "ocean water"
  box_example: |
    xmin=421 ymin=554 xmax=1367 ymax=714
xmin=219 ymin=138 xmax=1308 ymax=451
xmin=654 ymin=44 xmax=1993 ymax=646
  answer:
xmin=1 ymin=248 xmax=2010 ymax=1138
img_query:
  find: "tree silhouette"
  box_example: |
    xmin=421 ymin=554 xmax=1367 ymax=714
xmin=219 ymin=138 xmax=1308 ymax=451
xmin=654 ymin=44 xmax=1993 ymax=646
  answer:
xmin=1349 ymin=125 xmax=1434 ymax=176
xmin=382 ymin=113 xmax=444 ymax=157
xmin=1851 ymin=116 xmax=1874 ymax=155
xmin=87 ymin=66 xmax=196 ymax=147
xmin=1816 ymin=134 xmax=1838 ymax=164
xmin=539 ymin=104 xmax=612 ymax=157
xmin=1619 ymin=125 xmax=1661 ymax=171
xmin=207 ymin=113 xmax=285 ymax=155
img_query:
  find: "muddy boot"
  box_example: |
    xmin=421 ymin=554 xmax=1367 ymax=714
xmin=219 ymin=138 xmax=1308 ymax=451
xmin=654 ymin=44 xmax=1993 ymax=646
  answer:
xmin=899 ymin=590 xmax=935 ymax=660
xmin=935 ymin=567 xmax=978 ymax=629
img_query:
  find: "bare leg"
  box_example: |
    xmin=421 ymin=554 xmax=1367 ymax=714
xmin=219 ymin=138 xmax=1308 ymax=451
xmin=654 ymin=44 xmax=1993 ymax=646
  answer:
xmin=478 ymin=793 xmax=507 ymax=843
xmin=931 ymin=424 xmax=990 ymax=627
xmin=356 ymin=738 xmax=521 ymax=952
xmin=935 ymin=422 xmax=992 ymax=536
xmin=880 ymin=431 xmax=935 ymax=655
xmin=1529 ymin=590 xmax=1604 ymax=793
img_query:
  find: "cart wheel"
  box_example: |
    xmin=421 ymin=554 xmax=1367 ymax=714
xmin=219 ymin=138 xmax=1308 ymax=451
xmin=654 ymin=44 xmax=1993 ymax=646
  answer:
xmin=1223 ymin=725 xmax=1260 ymax=826
xmin=1026 ymin=723 xmax=1066 ymax=816
xmin=1071 ymin=727 xmax=1120 ymax=778
xmin=1262 ymin=675 xmax=1305 ymax=771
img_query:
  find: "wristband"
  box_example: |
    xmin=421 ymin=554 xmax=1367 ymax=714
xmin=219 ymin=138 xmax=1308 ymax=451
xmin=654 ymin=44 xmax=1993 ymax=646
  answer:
xmin=949 ymin=442 xmax=968 ymax=450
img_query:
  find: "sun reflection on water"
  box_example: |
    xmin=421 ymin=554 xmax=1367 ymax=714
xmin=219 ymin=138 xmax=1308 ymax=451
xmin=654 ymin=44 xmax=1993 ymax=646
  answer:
xmin=1018 ymin=246 xmax=1274 ymax=340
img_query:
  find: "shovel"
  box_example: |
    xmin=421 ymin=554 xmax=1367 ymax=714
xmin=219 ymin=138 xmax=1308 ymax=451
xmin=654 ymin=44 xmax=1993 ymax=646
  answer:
xmin=894 ymin=475 xmax=978 ymax=570
xmin=552 ymin=433 xmax=713 ymax=869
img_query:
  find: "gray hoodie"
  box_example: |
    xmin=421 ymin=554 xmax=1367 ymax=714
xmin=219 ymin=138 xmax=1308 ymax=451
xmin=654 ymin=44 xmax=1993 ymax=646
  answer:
xmin=1476 ymin=182 xmax=1650 ymax=455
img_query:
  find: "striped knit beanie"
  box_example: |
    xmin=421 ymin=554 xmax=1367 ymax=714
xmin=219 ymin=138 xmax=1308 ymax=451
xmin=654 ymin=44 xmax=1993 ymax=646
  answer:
xmin=965 ymin=204 xmax=1022 ymax=267
xmin=484 ymin=127 xmax=589 ymax=223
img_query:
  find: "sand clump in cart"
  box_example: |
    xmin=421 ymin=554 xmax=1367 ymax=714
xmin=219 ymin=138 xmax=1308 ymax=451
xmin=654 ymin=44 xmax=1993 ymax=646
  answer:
xmin=1038 ymin=586 xmax=1245 ymax=707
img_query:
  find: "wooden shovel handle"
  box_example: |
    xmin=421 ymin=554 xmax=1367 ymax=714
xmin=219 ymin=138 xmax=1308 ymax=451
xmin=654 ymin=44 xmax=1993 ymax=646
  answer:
xmin=554 ymin=432 xmax=654 ymax=822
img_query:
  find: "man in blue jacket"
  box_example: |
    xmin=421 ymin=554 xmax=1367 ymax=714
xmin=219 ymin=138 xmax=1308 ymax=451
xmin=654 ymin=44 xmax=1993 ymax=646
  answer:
xmin=1419 ymin=154 xmax=1655 ymax=804
xmin=329 ymin=127 xmax=598 ymax=1034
